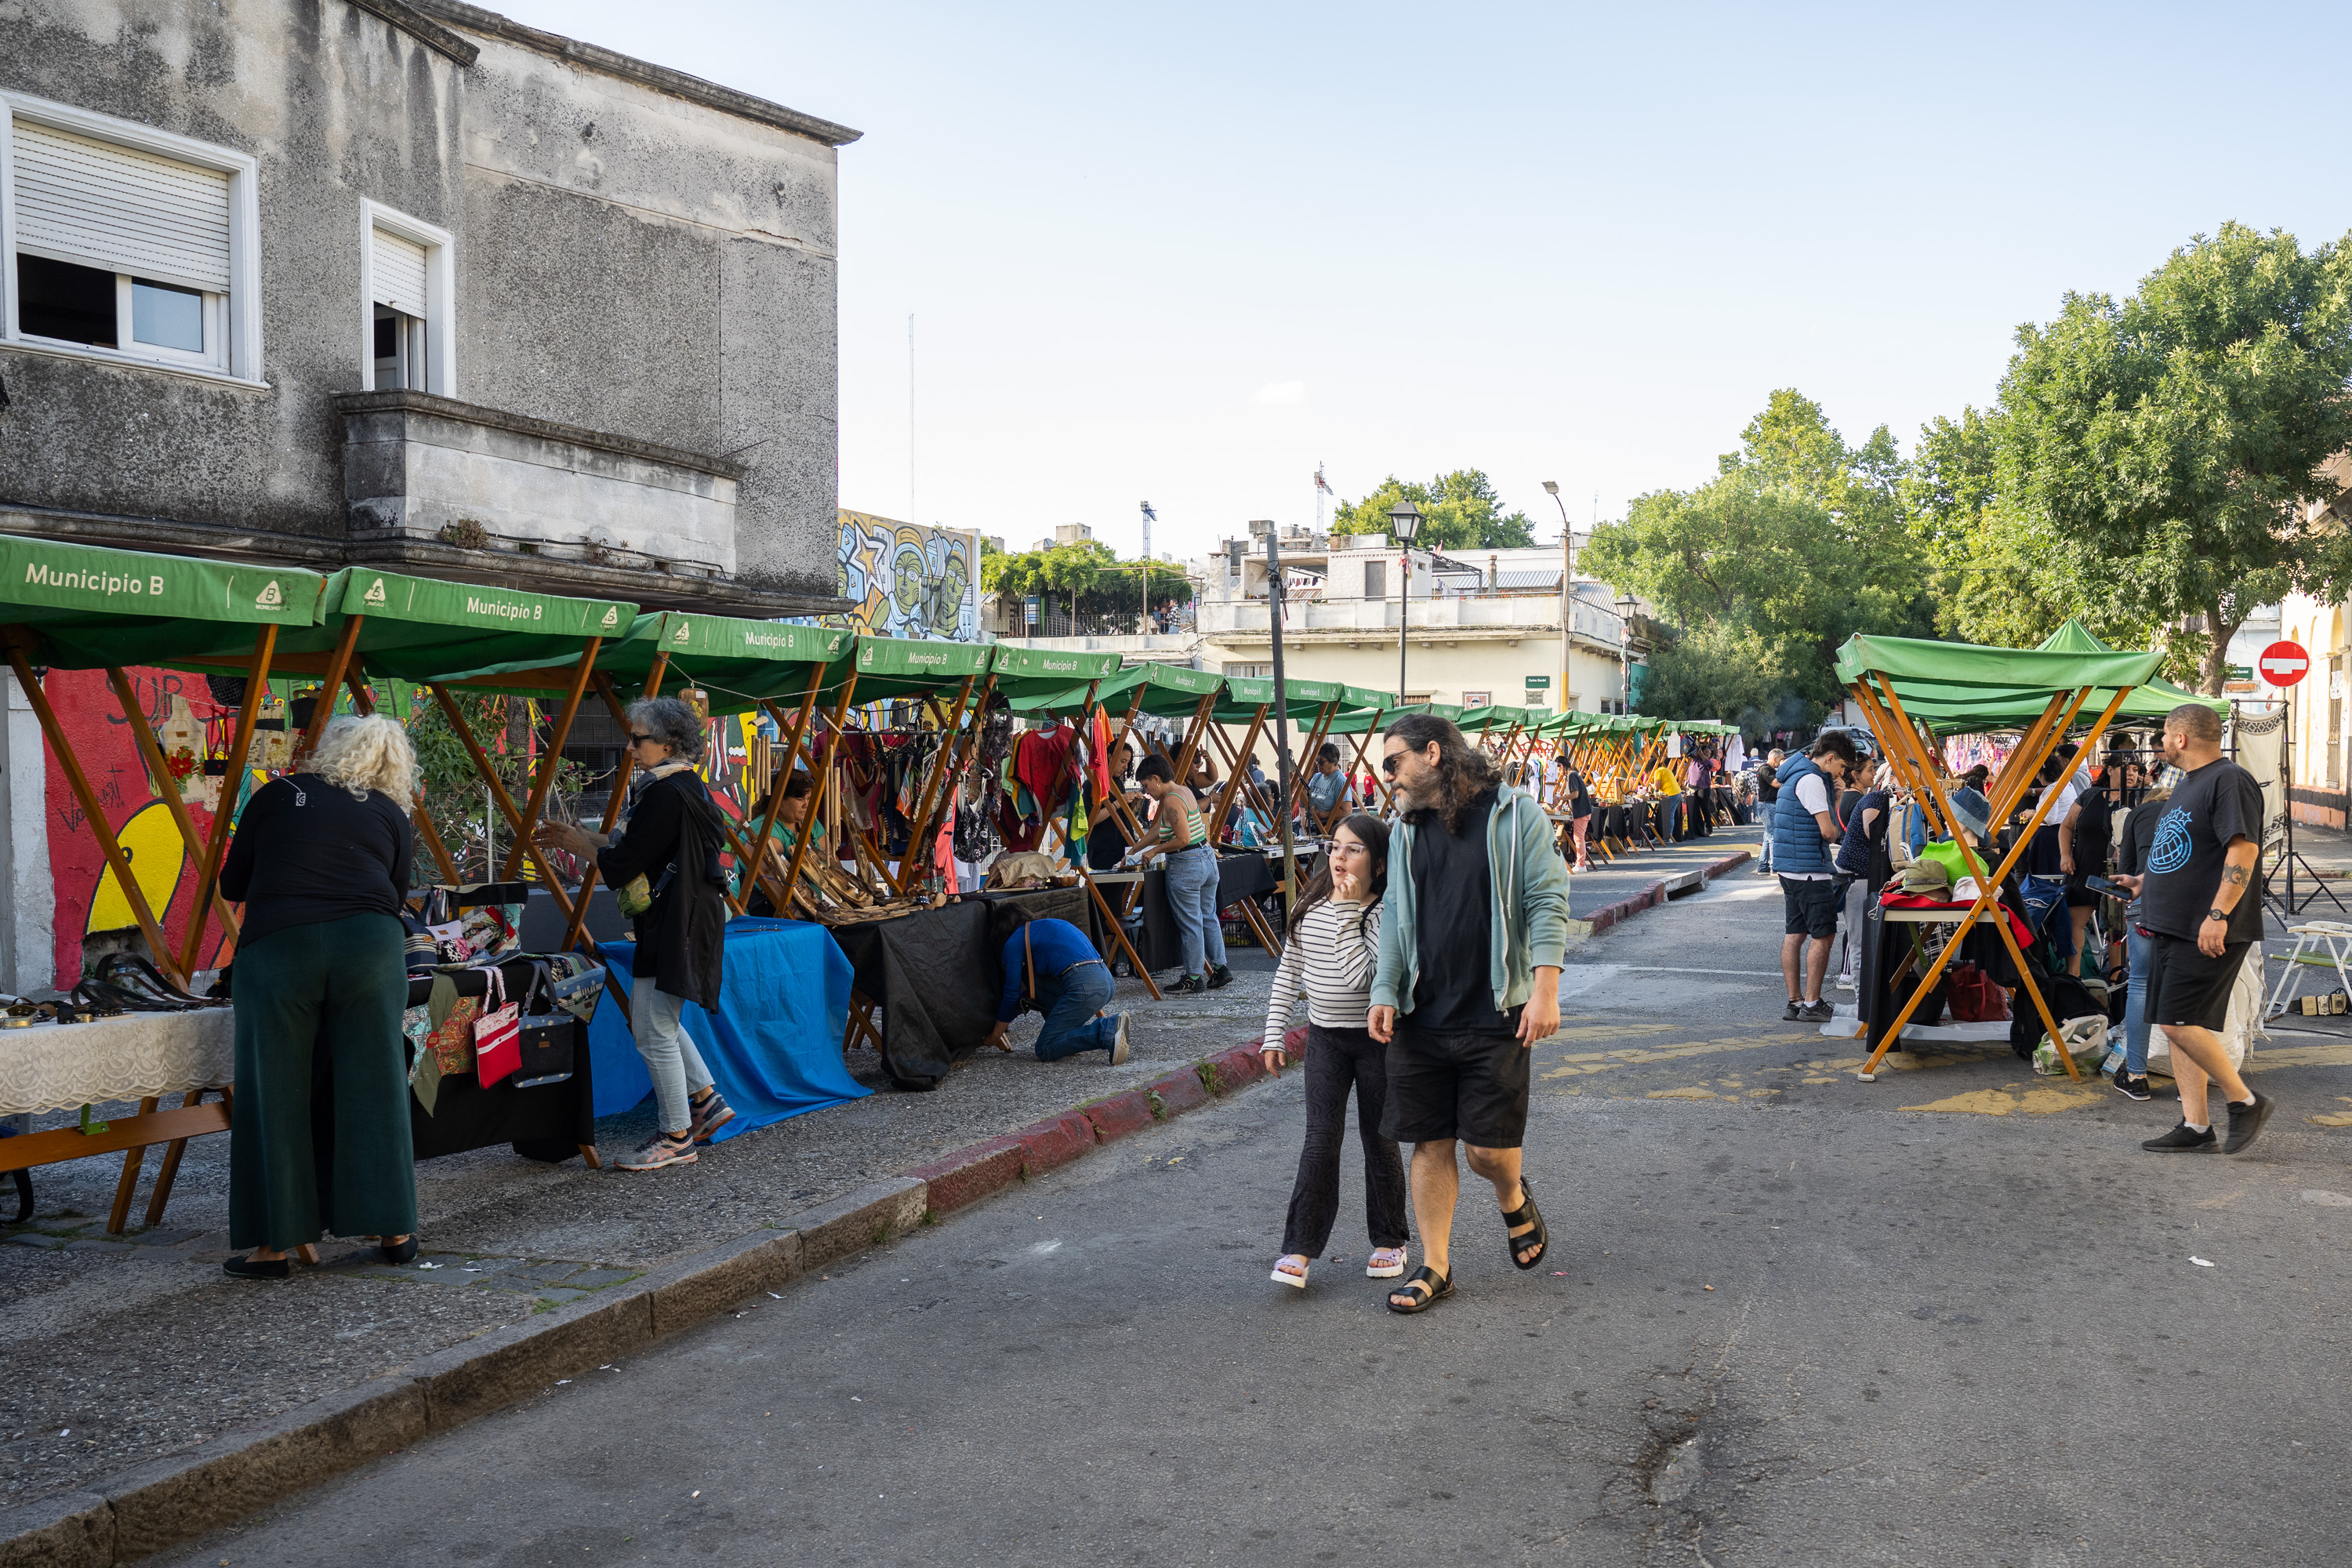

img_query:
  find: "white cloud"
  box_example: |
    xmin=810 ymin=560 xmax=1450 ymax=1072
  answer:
xmin=1250 ymin=380 xmax=1306 ymax=408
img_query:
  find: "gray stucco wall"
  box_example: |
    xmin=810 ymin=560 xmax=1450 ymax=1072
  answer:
xmin=0 ymin=0 xmax=840 ymax=597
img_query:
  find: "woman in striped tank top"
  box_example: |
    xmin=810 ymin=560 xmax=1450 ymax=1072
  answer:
xmin=1261 ymin=813 xmax=1408 ymax=1289
xmin=1131 ymin=755 xmax=1232 ymax=992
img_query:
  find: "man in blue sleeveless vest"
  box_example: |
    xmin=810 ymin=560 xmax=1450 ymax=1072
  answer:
xmin=1773 ymin=731 xmax=1858 ymax=1022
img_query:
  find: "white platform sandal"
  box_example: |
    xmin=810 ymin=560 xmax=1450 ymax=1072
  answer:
xmin=1270 ymin=1254 xmax=1309 ymax=1289
xmin=1366 ymin=1247 xmax=1407 ymax=1279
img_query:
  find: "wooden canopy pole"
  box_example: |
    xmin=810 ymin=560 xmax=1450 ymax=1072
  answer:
xmin=1849 ymin=680 xmax=1951 ymax=840
xmin=1858 ymin=680 xmax=2132 ymax=1078
xmin=558 ymin=656 xmax=670 ymax=953
xmin=893 ymin=671 xmax=988 ymax=895
xmin=779 ymin=676 xmax=861 ymax=905
xmin=338 ymin=670 xmax=459 ymax=883
xmin=499 ymin=638 xmax=601 ymax=881
xmin=180 ymin=626 xmax=278 ymax=976
xmin=1206 ymin=704 xmax=1269 ymax=842
xmin=104 ymin=667 xmax=242 ymax=948
xmin=728 ymin=670 xmax=828 ymax=919
xmin=293 ymin=612 xmax=366 ymax=765
xmin=5 ymin=647 xmax=182 ymax=985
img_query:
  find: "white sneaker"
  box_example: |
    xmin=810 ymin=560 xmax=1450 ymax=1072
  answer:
xmin=1835 ymin=974 xmax=1855 ymax=990
xmin=1109 ymin=1014 xmax=1131 ymax=1065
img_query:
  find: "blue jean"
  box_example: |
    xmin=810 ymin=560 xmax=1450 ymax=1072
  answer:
xmin=2122 ymin=922 xmax=2152 ymax=1076
xmin=1035 ymin=960 xmax=1119 ymax=1060
xmin=1164 ymin=846 xmax=1229 ymax=975
xmin=632 ymin=982 xmax=716 ymax=1134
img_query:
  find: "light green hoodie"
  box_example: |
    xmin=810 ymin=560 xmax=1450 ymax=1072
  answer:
xmin=1372 ymin=782 xmax=1570 ymax=1016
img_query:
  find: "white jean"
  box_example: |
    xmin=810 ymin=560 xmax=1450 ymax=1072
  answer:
xmin=631 ymin=982 xmax=714 ymax=1135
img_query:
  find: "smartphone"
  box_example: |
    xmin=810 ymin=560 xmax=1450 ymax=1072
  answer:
xmin=2084 ymin=875 xmax=2132 ymax=900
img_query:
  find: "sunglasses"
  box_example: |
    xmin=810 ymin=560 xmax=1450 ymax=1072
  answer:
xmin=628 ymin=733 xmax=660 ymax=746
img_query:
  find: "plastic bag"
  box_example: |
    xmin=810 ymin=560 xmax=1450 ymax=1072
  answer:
xmin=2145 ymin=941 xmax=2263 ymax=1075
xmin=2033 ymin=1014 xmax=2111 ymax=1076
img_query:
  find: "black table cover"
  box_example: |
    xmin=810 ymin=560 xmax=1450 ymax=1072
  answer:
xmin=827 ymin=887 xmax=1105 ymax=1091
xmin=1131 ymin=851 xmax=1279 ymax=974
xmin=404 ymin=959 xmax=596 ymax=1162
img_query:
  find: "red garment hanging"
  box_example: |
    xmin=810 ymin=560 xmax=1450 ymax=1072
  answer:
xmin=1013 ymin=724 xmax=1079 ymax=812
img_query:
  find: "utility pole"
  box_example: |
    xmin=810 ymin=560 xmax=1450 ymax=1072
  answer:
xmin=1544 ymin=481 xmax=1570 ymax=713
xmin=1140 ymin=501 xmax=1156 ymax=638
xmin=906 ymin=314 xmax=916 ymax=524
xmin=1264 ymin=522 xmax=1298 ymax=912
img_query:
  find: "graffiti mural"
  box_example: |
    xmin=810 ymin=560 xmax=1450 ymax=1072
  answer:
xmin=836 ymin=510 xmax=978 ymax=642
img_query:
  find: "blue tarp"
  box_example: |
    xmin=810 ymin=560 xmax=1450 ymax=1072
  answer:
xmin=587 ymin=917 xmax=866 ymax=1139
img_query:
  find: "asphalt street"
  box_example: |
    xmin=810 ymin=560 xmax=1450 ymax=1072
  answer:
xmin=155 ymin=865 xmax=2352 ymax=1567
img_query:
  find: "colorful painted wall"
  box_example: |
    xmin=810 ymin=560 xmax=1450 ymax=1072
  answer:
xmin=836 ymin=510 xmax=978 ymax=641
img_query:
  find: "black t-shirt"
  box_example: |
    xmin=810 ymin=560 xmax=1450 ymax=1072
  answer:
xmin=2139 ymin=758 xmax=2266 ymax=943
xmin=2070 ymin=789 xmax=2114 ymax=877
xmin=1563 ymin=768 xmax=1593 ymax=817
xmin=1406 ymin=786 xmax=1517 ymax=1036
xmin=220 ymin=773 xmax=414 ymax=949
xmin=1757 ymin=762 xmax=1779 ymax=804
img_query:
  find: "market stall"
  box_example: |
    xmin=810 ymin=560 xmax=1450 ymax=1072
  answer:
xmin=1835 ymin=632 xmax=2164 ymax=1080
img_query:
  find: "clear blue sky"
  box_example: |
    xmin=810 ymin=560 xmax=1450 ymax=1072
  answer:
xmin=503 ymin=1 xmax=2352 ymax=563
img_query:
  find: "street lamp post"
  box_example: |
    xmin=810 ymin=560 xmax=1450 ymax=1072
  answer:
xmin=1544 ymin=480 xmax=1570 ymax=713
xmin=1615 ymin=591 xmax=1639 ymax=713
xmin=1388 ymin=499 xmax=1422 ymax=702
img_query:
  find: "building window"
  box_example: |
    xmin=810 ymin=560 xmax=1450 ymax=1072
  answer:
xmin=1462 ymin=691 xmax=1490 ymax=708
xmin=1363 ymin=561 xmax=1387 ymax=600
xmin=360 ymin=201 xmax=453 ymax=396
xmin=1 ymin=95 xmax=260 ymax=379
xmin=1227 ymin=663 xmax=1272 ymax=681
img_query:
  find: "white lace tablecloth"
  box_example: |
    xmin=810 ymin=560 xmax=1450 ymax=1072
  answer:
xmin=0 ymin=1008 xmax=235 ymax=1116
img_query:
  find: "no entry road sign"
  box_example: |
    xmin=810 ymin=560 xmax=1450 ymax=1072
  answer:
xmin=2259 ymin=640 xmax=2310 ymax=688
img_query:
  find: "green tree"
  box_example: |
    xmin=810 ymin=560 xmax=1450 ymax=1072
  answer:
xmin=1976 ymin=222 xmax=2352 ymax=691
xmin=1330 ymin=469 xmax=1537 ymax=551
xmin=404 ymin=691 xmax=586 ymax=882
xmin=1582 ymin=391 xmax=1933 ymax=723
xmin=982 ymin=538 xmax=1192 ymax=625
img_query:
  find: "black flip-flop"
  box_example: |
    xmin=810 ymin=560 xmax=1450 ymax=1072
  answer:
xmin=1387 ymin=1264 xmax=1453 ymax=1314
xmin=1503 ymin=1178 xmax=1548 ymax=1271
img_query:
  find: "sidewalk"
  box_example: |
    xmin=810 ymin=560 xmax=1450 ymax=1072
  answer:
xmin=0 ymin=957 xmax=1287 ymax=1517
xmin=0 ymin=837 xmax=1738 ymax=1537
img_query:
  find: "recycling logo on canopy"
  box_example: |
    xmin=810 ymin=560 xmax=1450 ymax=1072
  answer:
xmin=601 ymin=605 xmax=619 ymax=627
xmin=255 ymin=579 xmax=283 ymax=608
xmin=362 ymin=577 xmax=388 ymax=606
xmin=672 ymin=620 xmax=691 ymax=643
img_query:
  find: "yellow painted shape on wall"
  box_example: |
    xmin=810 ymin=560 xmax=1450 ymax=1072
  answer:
xmin=85 ymin=800 xmax=188 ymax=935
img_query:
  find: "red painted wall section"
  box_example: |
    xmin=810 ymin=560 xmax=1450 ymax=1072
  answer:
xmin=41 ymin=666 xmax=227 ymax=985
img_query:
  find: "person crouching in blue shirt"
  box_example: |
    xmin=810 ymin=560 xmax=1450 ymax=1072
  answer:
xmin=981 ymin=906 xmax=1133 ymax=1064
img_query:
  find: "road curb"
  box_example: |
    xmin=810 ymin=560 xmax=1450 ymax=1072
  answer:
xmin=1584 ymin=848 xmax=1752 ymax=936
xmin=0 ymin=1028 xmax=1312 ymax=1568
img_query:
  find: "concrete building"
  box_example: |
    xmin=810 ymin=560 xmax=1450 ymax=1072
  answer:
xmin=2278 ymin=592 xmax=2347 ymax=827
xmin=0 ymin=0 xmax=858 ymax=990
xmin=993 ymin=520 xmax=1639 ymax=716
xmin=1 ymin=0 xmax=855 ymax=612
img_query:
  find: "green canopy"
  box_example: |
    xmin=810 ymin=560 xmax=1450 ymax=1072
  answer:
xmin=595 ymin=612 xmax=852 ymax=713
xmin=1213 ymin=675 xmax=1343 ymax=724
xmin=838 ymin=634 xmax=995 ymax=705
xmin=0 ymin=534 xmax=328 ymax=670
xmin=988 ymin=644 xmax=1123 ymax=708
xmin=282 ymin=568 xmax=637 ymax=688
xmin=1838 ymin=627 xmax=2211 ymax=734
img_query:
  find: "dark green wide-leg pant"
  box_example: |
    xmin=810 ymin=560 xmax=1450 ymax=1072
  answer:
xmin=229 ymin=913 xmax=416 ymax=1250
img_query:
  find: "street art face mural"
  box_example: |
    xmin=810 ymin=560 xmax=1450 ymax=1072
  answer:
xmin=837 ymin=510 xmax=977 ymax=642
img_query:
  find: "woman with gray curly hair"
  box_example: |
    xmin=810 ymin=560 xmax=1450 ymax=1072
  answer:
xmin=537 ymin=696 xmax=734 ymax=1171
xmin=218 ymin=714 xmax=420 ymax=1278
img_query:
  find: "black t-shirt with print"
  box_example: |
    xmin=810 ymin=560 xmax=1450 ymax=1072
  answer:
xmin=2138 ymin=758 xmax=2266 ymax=943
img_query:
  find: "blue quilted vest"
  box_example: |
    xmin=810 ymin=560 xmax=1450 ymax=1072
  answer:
xmin=1770 ymin=754 xmax=1834 ymax=877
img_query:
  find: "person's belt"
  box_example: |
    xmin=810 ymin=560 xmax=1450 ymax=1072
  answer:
xmin=1165 ymin=842 xmax=1213 ymax=857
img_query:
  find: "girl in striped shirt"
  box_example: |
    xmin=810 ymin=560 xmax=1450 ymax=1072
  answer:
xmin=1261 ymin=813 xmax=1409 ymax=1289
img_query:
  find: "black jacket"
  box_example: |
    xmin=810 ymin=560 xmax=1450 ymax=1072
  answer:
xmin=597 ymin=768 xmax=729 ymax=1007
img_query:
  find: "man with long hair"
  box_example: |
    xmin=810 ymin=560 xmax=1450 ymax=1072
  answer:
xmin=1368 ymin=714 xmax=1570 ymax=1313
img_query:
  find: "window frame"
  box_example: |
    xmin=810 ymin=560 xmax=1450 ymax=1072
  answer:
xmin=359 ymin=199 xmax=455 ymax=397
xmin=0 ymin=91 xmax=263 ymax=386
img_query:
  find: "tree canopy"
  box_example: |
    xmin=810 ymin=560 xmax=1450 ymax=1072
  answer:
xmin=1922 ymin=223 xmax=2352 ymax=691
xmin=1581 ymin=390 xmax=1933 ymax=726
xmin=1330 ymin=470 xmax=1537 ymax=551
xmin=981 ymin=537 xmax=1191 ymax=616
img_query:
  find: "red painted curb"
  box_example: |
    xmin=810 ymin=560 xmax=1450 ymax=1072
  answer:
xmin=1082 ymin=1090 xmax=1158 ymax=1143
xmin=1204 ymin=1046 xmax=1268 ymax=1094
xmin=1145 ymin=1069 xmax=1211 ymax=1117
xmin=1011 ymin=1109 xmax=1097 ymax=1175
xmin=908 ymin=1137 xmax=1026 ymax=1214
xmin=1582 ymin=848 xmax=1751 ymax=935
xmin=1281 ymin=1024 xmax=1308 ymax=1062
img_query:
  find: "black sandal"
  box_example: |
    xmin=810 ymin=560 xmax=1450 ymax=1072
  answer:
xmin=1386 ymin=1264 xmax=1453 ymax=1314
xmin=1503 ymin=1178 xmax=1548 ymax=1271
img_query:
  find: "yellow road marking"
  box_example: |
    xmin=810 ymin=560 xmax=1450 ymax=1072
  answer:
xmin=1902 ymin=1085 xmax=2104 ymax=1116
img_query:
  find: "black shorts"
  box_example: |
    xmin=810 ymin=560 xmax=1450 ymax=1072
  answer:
xmin=1382 ymin=1025 xmax=1530 ymax=1148
xmin=1780 ymin=876 xmax=1838 ymax=939
xmin=2144 ymin=932 xmax=2250 ymax=1033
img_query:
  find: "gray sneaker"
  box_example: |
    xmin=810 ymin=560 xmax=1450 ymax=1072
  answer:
xmin=1109 ymin=1014 xmax=1131 ymax=1065
xmin=1797 ymin=1000 xmax=1835 ymax=1023
xmin=1781 ymin=1000 xmax=1802 ymax=1022
xmin=616 ymin=1131 xmax=698 ymax=1172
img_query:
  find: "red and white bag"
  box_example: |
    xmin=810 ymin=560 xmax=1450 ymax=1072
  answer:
xmin=472 ymin=968 xmax=521 ymax=1088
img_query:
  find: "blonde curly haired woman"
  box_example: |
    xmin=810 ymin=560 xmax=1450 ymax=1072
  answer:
xmin=219 ymin=714 xmax=421 ymax=1278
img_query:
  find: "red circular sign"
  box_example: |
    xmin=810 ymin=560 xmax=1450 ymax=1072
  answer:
xmin=2259 ymin=640 xmax=2310 ymax=687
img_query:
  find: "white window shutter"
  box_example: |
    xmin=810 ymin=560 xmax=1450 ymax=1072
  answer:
xmin=371 ymin=228 xmax=429 ymax=318
xmin=12 ymin=121 xmax=231 ymax=292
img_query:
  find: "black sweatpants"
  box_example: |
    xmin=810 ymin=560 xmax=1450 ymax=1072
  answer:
xmin=1281 ymin=1023 xmax=1410 ymax=1258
